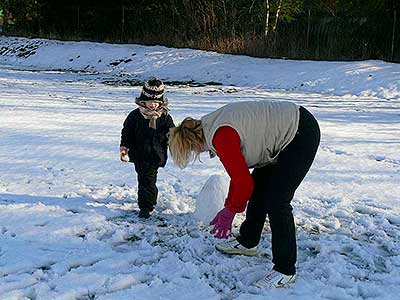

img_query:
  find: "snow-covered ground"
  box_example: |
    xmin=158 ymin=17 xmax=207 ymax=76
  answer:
xmin=0 ymin=36 xmax=399 ymax=300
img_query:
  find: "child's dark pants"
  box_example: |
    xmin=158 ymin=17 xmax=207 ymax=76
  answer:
xmin=237 ymin=106 xmax=320 ymax=276
xmin=134 ymin=162 xmax=159 ymax=212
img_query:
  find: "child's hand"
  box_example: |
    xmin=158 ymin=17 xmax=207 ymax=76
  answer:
xmin=120 ymin=146 xmax=129 ymax=162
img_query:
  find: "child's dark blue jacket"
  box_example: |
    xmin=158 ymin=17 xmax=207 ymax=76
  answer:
xmin=120 ymin=108 xmax=175 ymax=167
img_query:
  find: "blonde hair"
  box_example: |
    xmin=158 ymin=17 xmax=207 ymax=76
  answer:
xmin=168 ymin=117 xmax=205 ymax=169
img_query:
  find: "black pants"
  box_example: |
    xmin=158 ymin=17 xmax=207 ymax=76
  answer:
xmin=237 ymin=106 xmax=320 ymax=275
xmin=134 ymin=162 xmax=159 ymax=212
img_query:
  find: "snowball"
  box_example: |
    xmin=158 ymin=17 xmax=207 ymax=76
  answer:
xmin=193 ymin=174 xmax=230 ymax=224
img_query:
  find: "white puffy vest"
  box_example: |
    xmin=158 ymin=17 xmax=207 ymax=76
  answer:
xmin=201 ymin=100 xmax=299 ymax=168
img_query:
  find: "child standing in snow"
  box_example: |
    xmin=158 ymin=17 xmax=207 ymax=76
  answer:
xmin=120 ymin=79 xmax=175 ymax=219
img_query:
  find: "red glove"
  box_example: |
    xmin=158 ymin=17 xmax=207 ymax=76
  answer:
xmin=210 ymin=207 xmax=236 ymax=239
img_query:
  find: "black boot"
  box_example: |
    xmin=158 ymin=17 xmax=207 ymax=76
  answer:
xmin=138 ymin=209 xmax=151 ymax=219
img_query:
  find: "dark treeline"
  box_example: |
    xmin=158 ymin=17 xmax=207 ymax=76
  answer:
xmin=0 ymin=0 xmax=399 ymax=62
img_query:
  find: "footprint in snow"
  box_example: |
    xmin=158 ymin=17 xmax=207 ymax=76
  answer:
xmin=369 ymin=155 xmax=400 ymax=165
xmin=321 ymin=146 xmax=350 ymax=156
xmin=386 ymin=214 xmax=400 ymax=226
xmin=354 ymin=205 xmax=379 ymax=216
xmin=34 ymin=221 xmax=49 ymax=227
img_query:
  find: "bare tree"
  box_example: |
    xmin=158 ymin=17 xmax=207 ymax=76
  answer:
xmin=264 ymin=0 xmax=270 ymax=36
xmin=391 ymin=7 xmax=397 ymax=61
xmin=272 ymin=0 xmax=282 ymax=32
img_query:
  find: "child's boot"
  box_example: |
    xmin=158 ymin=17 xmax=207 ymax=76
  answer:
xmin=138 ymin=209 xmax=151 ymax=219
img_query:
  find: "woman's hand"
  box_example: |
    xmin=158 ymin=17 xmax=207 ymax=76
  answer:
xmin=210 ymin=207 xmax=236 ymax=239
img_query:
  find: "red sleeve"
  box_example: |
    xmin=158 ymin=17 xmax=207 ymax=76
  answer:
xmin=212 ymin=126 xmax=254 ymax=213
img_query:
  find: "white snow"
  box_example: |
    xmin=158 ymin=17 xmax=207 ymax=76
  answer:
xmin=193 ymin=174 xmax=229 ymax=224
xmin=0 ymin=36 xmax=399 ymax=300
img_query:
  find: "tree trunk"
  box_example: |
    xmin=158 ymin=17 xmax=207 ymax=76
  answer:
xmin=307 ymin=9 xmax=311 ymax=50
xmin=231 ymin=1 xmax=236 ymax=38
xmin=77 ymin=6 xmax=80 ymax=32
xmin=264 ymin=0 xmax=270 ymax=37
xmin=249 ymin=0 xmax=256 ymax=26
xmin=273 ymin=0 xmax=282 ymax=32
xmin=221 ymin=0 xmax=228 ymax=34
xmin=121 ymin=5 xmax=125 ymax=41
xmin=1 ymin=8 xmax=7 ymax=34
xmin=391 ymin=9 xmax=397 ymax=61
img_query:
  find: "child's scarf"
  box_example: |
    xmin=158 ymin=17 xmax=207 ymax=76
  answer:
xmin=136 ymin=100 xmax=169 ymax=129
